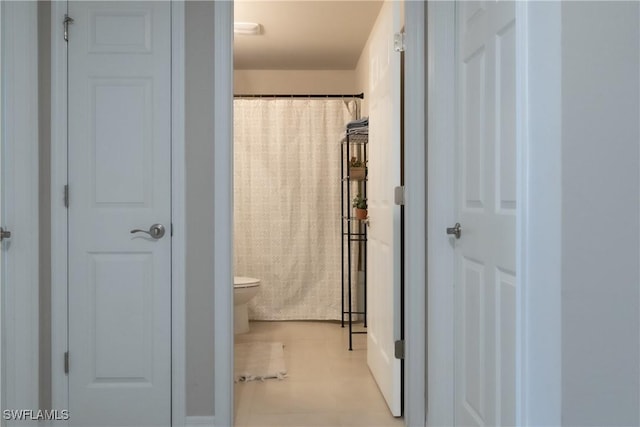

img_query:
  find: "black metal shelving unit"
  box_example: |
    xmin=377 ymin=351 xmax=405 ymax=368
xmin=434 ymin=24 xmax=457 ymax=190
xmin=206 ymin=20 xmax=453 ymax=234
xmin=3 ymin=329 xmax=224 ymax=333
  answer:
xmin=340 ymin=127 xmax=368 ymax=351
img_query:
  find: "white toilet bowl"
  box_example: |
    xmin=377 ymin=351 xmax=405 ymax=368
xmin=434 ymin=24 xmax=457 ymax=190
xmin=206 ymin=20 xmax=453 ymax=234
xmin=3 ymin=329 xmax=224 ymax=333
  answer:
xmin=233 ymin=276 xmax=261 ymax=334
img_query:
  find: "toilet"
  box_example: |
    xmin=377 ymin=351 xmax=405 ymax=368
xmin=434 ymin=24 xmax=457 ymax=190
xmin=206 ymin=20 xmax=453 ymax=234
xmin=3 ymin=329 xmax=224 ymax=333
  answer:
xmin=233 ymin=276 xmax=261 ymax=334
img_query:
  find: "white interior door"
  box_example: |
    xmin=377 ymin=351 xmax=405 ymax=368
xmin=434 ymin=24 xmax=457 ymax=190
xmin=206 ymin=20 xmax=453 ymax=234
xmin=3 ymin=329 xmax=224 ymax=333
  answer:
xmin=454 ymin=1 xmax=517 ymax=426
xmin=1 ymin=2 xmax=40 ymax=420
xmin=367 ymin=0 xmax=402 ymax=417
xmin=67 ymin=2 xmax=172 ymax=426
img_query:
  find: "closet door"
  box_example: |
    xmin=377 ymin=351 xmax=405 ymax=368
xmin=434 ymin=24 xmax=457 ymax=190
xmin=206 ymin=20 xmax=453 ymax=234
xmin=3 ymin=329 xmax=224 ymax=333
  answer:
xmin=67 ymin=2 xmax=172 ymax=425
xmin=453 ymin=1 xmax=517 ymax=426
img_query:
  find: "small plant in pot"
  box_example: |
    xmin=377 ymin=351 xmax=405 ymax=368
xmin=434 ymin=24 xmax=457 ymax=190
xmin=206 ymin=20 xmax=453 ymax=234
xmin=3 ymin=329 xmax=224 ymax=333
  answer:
xmin=349 ymin=156 xmax=367 ymax=181
xmin=352 ymin=193 xmax=368 ymax=220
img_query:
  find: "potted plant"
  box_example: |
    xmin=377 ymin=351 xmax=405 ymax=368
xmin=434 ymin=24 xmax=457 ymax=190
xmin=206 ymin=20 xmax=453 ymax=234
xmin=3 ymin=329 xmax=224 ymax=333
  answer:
xmin=352 ymin=193 xmax=368 ymax=220
xmin=349 ymin=156 xmax=367 ymax=181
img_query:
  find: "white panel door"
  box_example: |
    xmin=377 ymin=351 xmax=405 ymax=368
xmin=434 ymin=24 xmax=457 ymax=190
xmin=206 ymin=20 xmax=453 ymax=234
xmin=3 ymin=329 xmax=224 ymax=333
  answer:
xmin=454 ymin=1 xmax=516 ymax=426
xmin=67 ymin=2 xmax=172 ymax=426
xmin=367 ymin=0 xmax=402 ymax=417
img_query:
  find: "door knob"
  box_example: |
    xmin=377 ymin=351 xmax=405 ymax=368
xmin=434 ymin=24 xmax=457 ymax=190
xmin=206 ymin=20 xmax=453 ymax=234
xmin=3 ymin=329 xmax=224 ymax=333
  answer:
xmin=446 ymin=222 xmax=461 ymax=239
xmin=131 ymin=223 xmax=165 ymax=239
xmin=0 ymin=227 xmax=11 ymax=241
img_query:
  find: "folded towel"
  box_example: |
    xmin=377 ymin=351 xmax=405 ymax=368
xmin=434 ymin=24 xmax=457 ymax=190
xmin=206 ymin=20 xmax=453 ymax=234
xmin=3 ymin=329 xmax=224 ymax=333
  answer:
xmin=346 ymin=117 xmax=369 ymax=129
xmin=341 ymin=126 xmax=368 ymax=142
xmin=347 ymin=126 xmax=368 ymax=135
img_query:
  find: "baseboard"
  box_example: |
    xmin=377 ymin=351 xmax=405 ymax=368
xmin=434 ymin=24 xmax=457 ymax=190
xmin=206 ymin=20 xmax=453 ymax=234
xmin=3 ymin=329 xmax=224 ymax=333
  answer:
xmin=185 ymin=416 xmax=215 ymax=427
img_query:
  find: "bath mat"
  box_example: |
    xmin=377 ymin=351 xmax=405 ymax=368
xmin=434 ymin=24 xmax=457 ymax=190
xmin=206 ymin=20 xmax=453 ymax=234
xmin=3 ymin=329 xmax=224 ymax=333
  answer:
xmin=234 ymin=341 xmax=288 ymax=382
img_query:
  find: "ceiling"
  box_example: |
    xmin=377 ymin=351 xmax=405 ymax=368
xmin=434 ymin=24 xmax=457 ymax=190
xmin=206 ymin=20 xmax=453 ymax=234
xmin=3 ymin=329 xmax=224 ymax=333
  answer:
xmin=233 ymin=1 xmax=383 ymax=70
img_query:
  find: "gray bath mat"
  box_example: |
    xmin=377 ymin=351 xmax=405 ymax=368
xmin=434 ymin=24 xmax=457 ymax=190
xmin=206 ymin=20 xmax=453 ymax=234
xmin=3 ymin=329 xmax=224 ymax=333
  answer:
xmin=234 ymin=341 xmax=288 ymax=382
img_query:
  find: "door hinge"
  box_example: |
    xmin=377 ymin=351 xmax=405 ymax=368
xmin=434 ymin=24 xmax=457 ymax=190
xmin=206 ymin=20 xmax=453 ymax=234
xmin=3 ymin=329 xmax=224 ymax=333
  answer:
xmin=394 ymin=32 xmax=406 ymax=52
xmin=63 ymin=15 xmax=74 ymax=42
xmin=0 ymin=227 xmax=11 ymax=242
xmin=64 ymin=185 xmax=69 ymax=208
xmin=64 ymin=351 xmax=69 ymax=374
xmin=394 ymin=339 xmax=405 ymax=360
xmin=394 ymin=186 xmax=405 ymax=206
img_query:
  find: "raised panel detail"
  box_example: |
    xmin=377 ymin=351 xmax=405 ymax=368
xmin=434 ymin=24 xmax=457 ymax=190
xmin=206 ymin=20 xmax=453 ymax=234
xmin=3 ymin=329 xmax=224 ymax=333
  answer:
xmin=89 ymin=9 xmax=152 ymax=53
xmin=92 ymin=79 xmax=151 ymax=206
xmin=463 ymin=47 xmax=486 ymax=210
xmin=496 ymin=21 xmax=516 ymax=212
xmin=367 ymin=238 xmax=393 ymax=365
xmin=496 ymin=268 xmax=516 ymax=426
xmin=464 ymin=1 xmax=485 ymax=28
xmin=463 ymin=258 xmax=486 ymax=424
xmin=90 ymin=253 xmax=153 ymax=384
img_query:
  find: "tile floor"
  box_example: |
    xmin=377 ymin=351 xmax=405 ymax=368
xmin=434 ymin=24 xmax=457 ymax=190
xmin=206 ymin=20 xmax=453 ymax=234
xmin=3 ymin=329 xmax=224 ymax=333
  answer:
xmin=234 ymin=321 xmax=404 ymax=427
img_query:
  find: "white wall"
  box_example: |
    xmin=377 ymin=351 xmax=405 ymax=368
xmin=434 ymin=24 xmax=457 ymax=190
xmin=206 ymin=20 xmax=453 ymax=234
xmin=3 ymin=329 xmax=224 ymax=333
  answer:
xmin=560 ymin=2 xmax=639 ymax=425
xmin=354 ymin=42 xmax=370 ymax=115
xmin=234 ymin=69 xmax=357 ymax=95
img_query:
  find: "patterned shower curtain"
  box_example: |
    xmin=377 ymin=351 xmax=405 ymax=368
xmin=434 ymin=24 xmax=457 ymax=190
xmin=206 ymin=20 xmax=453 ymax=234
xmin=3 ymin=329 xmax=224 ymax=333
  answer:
xmin=234 ymin=98 xmax=358 ymax=320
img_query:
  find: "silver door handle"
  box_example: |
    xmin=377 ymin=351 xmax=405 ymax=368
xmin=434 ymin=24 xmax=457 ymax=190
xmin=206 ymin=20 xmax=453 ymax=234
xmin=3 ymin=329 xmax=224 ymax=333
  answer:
xmin=0 ymin=227 xmax=11 ymax=241
xmin=131 ymin=223 xmax=165 ymax=239
xmin=446 ymin=222 xmax=461 ymax=239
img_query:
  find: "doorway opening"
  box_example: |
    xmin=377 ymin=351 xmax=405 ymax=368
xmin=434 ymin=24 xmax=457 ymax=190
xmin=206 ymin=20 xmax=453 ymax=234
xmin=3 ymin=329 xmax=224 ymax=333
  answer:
xmin=230 ymin=1 xmax=404 ymax=425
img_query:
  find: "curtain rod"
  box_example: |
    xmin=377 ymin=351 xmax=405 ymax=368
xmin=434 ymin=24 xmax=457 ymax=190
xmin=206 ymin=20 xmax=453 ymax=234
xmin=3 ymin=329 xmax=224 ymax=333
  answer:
xmin=234 ymin=93 xmax=364 ymax=99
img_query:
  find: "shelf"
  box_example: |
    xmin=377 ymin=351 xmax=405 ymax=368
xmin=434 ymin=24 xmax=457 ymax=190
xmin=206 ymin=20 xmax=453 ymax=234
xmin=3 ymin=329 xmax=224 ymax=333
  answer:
xmin=341 ymin=134 xmax=368 ymax=144
xmin=341 ymin=122 xmax=369 ymax=351
xmin=341 ymin=216 xmax=369 ymax=221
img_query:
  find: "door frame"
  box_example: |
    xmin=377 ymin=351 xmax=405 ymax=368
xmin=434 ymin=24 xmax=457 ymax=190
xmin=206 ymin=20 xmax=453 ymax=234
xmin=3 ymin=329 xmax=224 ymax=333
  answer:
xmin=403 ymin=1 xmax=427 ymax=425
xmin=50 ymin=2 xmax=186 ymax=425
xmin=425 ymin=2 xmax=455 ymax=425
xmin=211 ymin=2 xmax=234 ymax=427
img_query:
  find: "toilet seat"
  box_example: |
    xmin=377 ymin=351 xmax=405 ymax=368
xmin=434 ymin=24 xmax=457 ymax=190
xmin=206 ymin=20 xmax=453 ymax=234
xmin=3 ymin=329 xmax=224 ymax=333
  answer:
xmin=234 ymin=276 xmax=260 ymax=288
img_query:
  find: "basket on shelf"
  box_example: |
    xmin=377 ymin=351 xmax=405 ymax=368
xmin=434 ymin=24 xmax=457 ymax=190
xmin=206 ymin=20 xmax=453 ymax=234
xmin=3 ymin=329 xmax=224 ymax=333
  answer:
xmin=348 ymin=157 xmax=367 ymax=181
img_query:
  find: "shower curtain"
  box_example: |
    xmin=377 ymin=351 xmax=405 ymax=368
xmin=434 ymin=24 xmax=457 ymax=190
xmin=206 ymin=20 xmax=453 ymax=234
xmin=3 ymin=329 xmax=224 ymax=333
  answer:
xmin=234 ymin=98 xmax=358 ymax=320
